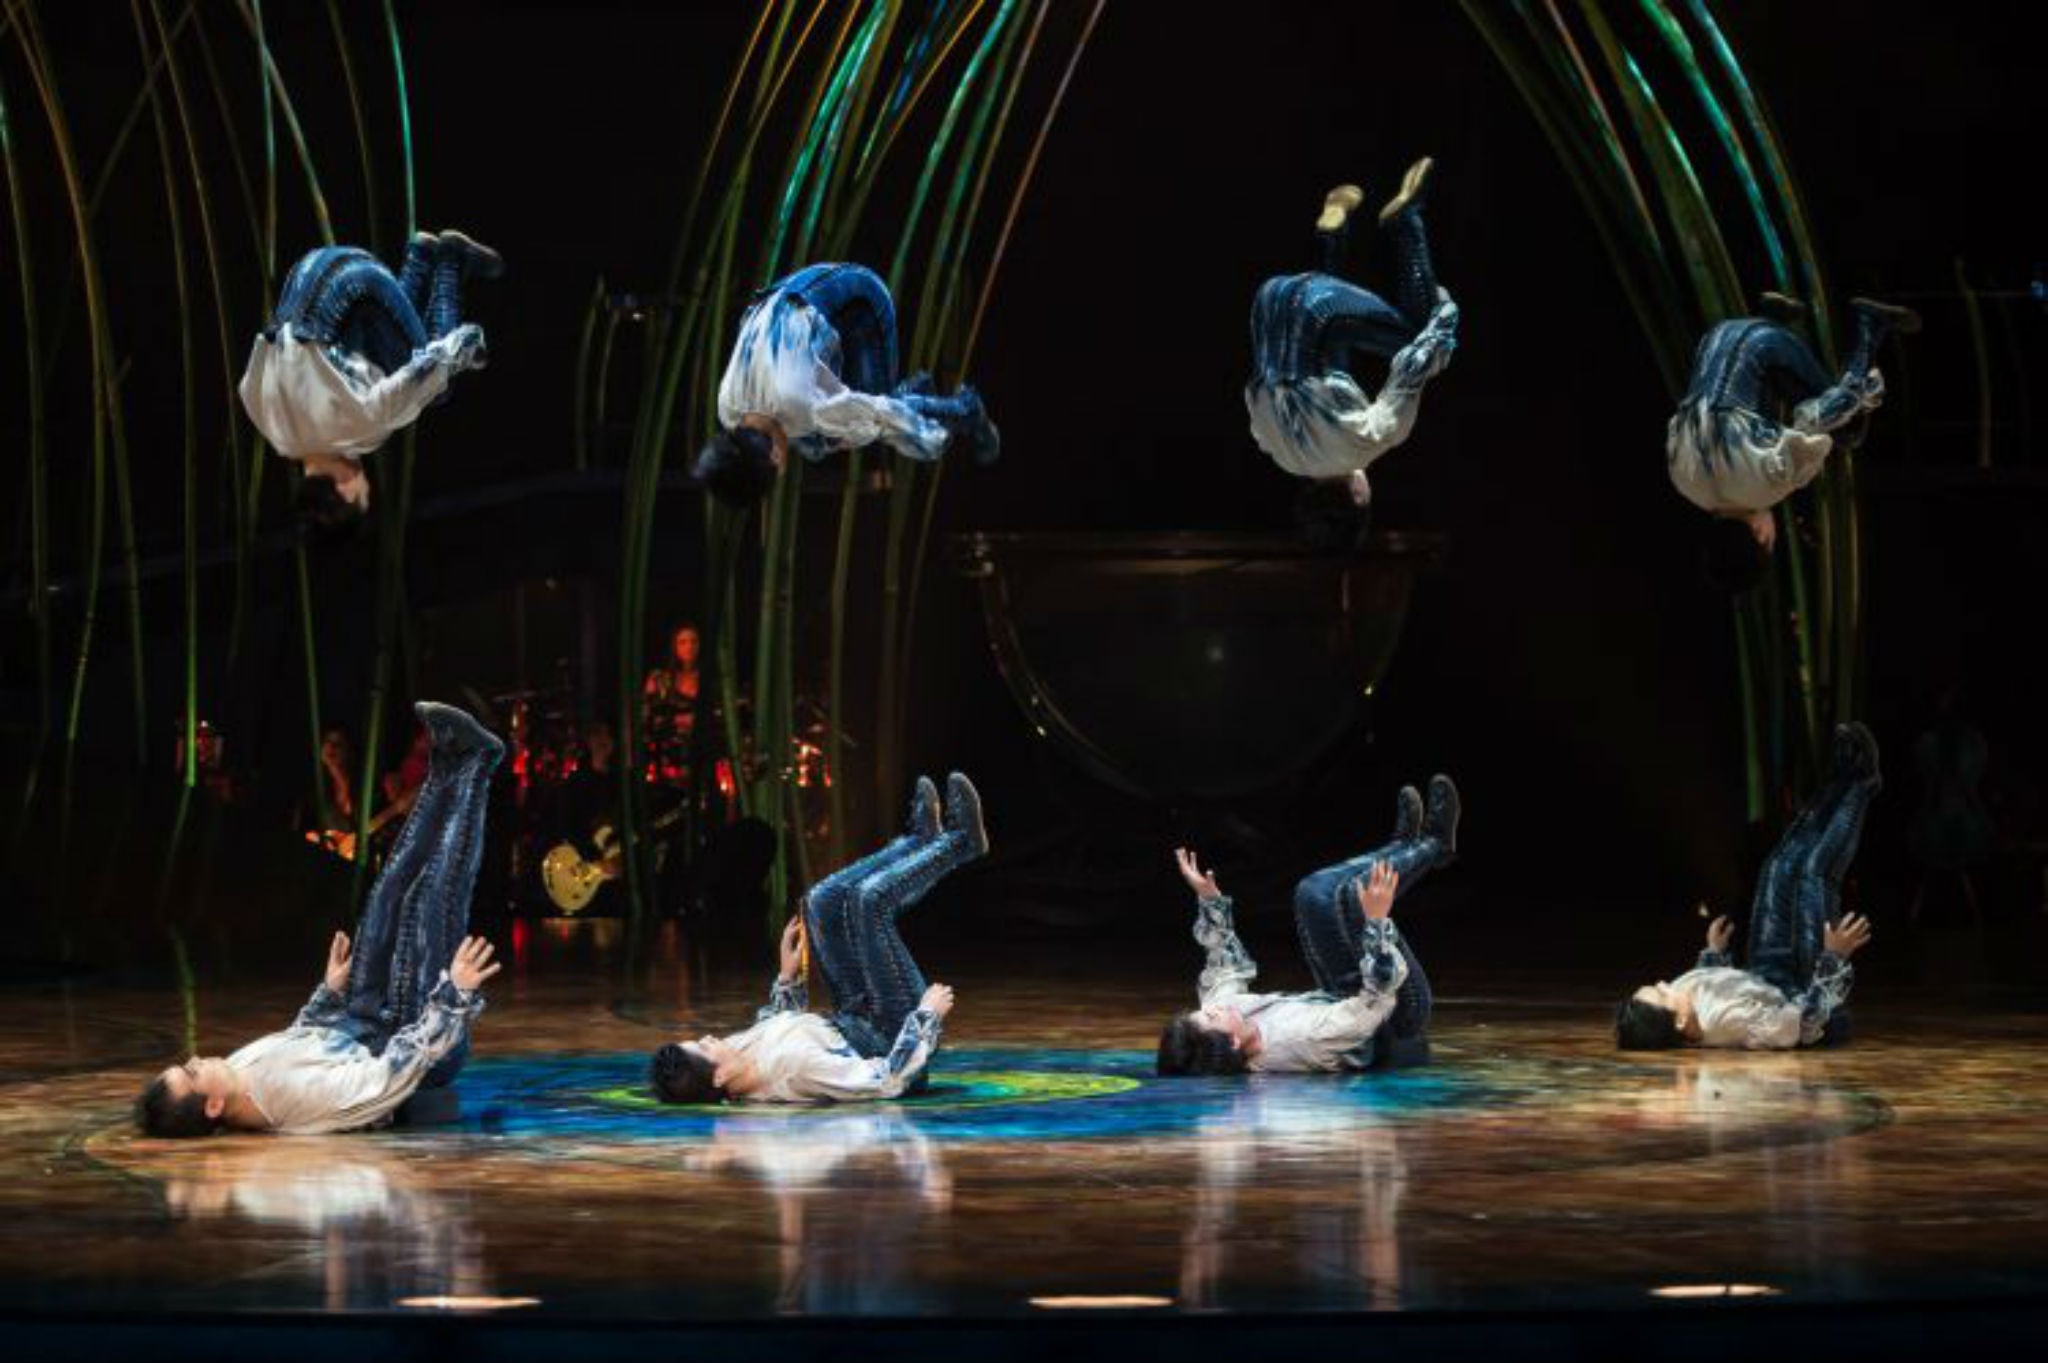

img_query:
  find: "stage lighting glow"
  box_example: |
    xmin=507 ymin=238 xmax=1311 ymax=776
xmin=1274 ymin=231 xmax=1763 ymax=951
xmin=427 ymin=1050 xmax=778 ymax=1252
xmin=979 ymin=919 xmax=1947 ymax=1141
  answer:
xmin=1029 ymin=1295 xmax=1174 ymax=1310
xmin=396 ymin=1296 xmax=541 ymax=1311
xmin=1649 ymin=1284 xmax=1780 ymax=1299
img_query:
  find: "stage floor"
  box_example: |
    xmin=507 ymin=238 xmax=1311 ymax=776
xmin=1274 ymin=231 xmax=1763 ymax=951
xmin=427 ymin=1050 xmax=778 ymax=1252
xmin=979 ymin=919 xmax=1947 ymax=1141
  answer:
xmin=3 ymin=930 xmax=2047 ymax=1334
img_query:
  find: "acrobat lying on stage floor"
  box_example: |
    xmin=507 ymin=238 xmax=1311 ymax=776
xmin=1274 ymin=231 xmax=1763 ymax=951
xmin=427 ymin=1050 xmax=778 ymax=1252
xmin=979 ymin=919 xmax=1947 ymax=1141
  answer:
xmin=1668 ymin=292 xmax=1919 ymax=587
xmin=650 ymin=774 xmax=988 ymax=1104
xmin=1617 ymin=722 xmax=1881 ymax=1050
xmin=697 ymin=263 xmax=999 ymax=507
xmin=136 ymin=703 xmax=505 ymax=1137
xmin=1246 ymin=157 xmax=1460 ymax=526
xmin=1156 ymin=776 xmax=1459 ymax=1076
xmin=238 ymin=232 xmax=504 ymax=511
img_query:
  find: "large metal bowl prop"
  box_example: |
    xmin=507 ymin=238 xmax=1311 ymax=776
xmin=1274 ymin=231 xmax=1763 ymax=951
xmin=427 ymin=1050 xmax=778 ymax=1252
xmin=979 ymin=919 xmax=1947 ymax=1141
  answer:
xmin=951 ymin=532 xmax=1446 ymax=801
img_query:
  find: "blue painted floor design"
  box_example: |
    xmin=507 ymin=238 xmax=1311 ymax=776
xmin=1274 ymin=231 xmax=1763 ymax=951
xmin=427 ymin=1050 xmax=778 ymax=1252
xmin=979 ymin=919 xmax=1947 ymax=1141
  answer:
xmin=448 ymin=1046 xmax=1490 ymax=1143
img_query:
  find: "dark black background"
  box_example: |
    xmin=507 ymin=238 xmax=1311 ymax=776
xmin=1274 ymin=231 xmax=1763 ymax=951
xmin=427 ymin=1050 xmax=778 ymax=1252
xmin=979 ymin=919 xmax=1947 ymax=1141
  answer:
xmin=5 ymin=2 xmax=2045 ymax=964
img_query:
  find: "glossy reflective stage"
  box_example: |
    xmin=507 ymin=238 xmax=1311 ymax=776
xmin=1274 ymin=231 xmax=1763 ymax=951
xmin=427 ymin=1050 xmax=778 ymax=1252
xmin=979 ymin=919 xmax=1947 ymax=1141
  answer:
xmin=3 ymin=961 xmax=2047 ymax=1324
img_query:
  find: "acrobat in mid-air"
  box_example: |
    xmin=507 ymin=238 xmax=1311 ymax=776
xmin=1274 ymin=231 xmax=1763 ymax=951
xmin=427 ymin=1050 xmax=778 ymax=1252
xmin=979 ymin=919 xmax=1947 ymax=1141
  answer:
xmin=1617 ymin=722 xmax=1881 ymax=1050
xmin=1668 ymin=292 xmax=1919 ymax=587
xmin=136 ymin=703 xmax=505 ymax=1136
xmin=1246 ymin=157 xmax=1461 ymax=522
xmin=650 ymin=774 xmax=987 ymax=1104
xmin=1156 ymin=776 xmax=1459 ymax=1075
xmin=697 ymin=263 xmax=1000 ymax=508
xmin=238 ymin=232 xmax=504 ymax=511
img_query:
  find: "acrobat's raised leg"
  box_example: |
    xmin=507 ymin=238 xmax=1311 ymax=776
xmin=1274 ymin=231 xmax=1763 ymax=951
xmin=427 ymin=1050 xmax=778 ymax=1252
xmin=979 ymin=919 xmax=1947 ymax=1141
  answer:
xmin=1746 ymin=723 xmax=1881 ymax=997
xmin=344 ymin=702 xmax=504 ymax=1086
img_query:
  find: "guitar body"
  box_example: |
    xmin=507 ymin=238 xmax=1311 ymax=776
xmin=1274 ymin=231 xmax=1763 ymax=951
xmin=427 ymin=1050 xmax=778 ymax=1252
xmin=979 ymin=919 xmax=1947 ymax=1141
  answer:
xmin=541 ymin=840 xmax=616 ymax=915
xmin=539 ymin=816 xmax=677 ymax=915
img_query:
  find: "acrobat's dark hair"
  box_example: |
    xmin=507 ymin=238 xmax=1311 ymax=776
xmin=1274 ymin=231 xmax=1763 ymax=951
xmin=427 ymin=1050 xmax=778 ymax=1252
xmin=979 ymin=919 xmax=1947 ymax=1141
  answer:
xmin=1155 ymin=1012 xmax=1252 ymax=1076
xmin=1701 ymin=516 xmax=1767 ymax=594
xmin=694 ymin=427 xmax=779 ymax=509
xmin=134 ymin=1074 xmax=221 ymax=1139
xmin=294 ymin=467 xmax=368 ymax=531
xmin=649 ymin=1042 xmax=729 ymax=1105
xmin=1614 ymin=998 xmax=1684 ymax=1051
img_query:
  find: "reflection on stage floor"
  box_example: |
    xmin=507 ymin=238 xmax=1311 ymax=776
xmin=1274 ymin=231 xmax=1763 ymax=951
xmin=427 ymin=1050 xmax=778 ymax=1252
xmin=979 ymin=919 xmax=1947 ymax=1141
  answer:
xmin=3 ymin=951 xmax=2047 ymax=1326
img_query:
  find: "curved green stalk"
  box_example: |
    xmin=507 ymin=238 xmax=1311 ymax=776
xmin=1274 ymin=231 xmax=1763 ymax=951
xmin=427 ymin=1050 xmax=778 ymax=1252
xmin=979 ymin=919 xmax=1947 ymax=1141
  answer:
xmin=132 ymin=0 xmax=201 ymax=786
xmin=237 ymin=0 xmax=341 ymax=826
xmin=350 ymin=4 xmax=422 ymax=906
xmin=324 ymin=0 xmax=380 ymax=252
xmin=1464 ymin=0 xmax=1683 ymax=391
xmin=1681 ymin=0 xmax=1833 ymax=358
xmin=146 ymin=0 xmax=252 ymax=665
xmin=836 ymin=1 xmax=986 ymax=236
xmin=382 ymin=0 xmax=414 ymax=236
xmin=869 ymin=1 xmax=1019 ymax=816
xmin=235 ymin=0 xmax=335 ymax=244
xmin=0 ymin=70 xmax=50 ymax=744
xmin=573 ymin=278 xmax=604 ymax=471
xmin=1571 ymin=0 xmax=1740 ymax=321
xmin=620 ymin=8 xmax=833 ymax=881
xmin=884 ymin=0 xmax=1034 ymax=809
xmin=186 ymin=2 xmax=262 ymax=275
xmin=1635 ymin=0 xmax=1788 ymax=290
xmin=1531 ymin=0 xmax=1662 ymax=255
xmin=9 ymin=0 xmax=147 ymax=762
xmin=887 ymin=0 xmax=1103 ymax=812
xmin=37 ymin=1 xmax=195 ymax=383
xmin=253 ymin=0 xmax=276 ymax=276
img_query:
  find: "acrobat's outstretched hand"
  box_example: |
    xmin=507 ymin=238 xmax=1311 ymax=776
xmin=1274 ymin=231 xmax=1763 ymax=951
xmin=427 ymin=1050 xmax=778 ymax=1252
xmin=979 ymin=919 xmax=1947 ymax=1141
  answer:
xmin=1354 ymin=860 xmax=1399 ymax=920
xmin=776 ymin=915 xmax=808 ymax=983
xmin=1175 ymin=847 xmax=1222 ymax=900
xmin=449 ymin=935 xmax=501 ymax=992
xmin=1824 ymin=913 xmax=1873 ymax=959
xmin=323 ymin=931 xmax=353 ymax=995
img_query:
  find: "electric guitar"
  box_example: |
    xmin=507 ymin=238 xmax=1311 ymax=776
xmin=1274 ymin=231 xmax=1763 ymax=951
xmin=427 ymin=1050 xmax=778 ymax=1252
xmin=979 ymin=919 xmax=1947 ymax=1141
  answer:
xmin=541 ymin=806 xmax=684 ymax=915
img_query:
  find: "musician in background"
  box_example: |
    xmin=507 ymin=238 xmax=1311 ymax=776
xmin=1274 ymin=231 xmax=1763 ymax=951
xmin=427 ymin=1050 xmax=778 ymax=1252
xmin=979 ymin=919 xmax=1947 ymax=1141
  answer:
xmin=554 ymin=720 xmax=620 ymax=853
xmin=300 ymin=727 xmax=359 ymax=846
xmin=642 ymin=624 xmax=702 ymax=787
xmin=306 ymin=722 xmax=428 ymax=865
xmin=383 ymin=723 xmax=431 ymax=814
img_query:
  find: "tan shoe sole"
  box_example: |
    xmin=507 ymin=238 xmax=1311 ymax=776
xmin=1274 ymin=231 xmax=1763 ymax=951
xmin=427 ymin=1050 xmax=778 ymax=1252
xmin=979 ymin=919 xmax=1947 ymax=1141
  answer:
xmin=1379 ymin=156 xmax=1433 ymax=222
xmin=1316 ymin=184 xmax=1365 ymax=233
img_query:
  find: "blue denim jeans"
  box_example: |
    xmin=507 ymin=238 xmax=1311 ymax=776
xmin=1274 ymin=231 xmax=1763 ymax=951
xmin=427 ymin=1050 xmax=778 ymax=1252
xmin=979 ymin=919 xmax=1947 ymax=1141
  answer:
xmin=1291 ymin=834 xmax=1444 ymax=1043
xmin=1253 ymin=196 xmax=1439 ymax=384
xmin=801 ymin=821 xmax=980 ymax=1062
xmin=342 ymin=703 xmax=504 ymax=1087
xmin=272 ymin=240 xmax=466 ymax=374
xmin=1682 ymin=308 xmax=1894 ymax=431
xmin=771 ymin=263 xmax=987 ymax=432
xmin=1746 ymin=766 xmax=1880 ymax=997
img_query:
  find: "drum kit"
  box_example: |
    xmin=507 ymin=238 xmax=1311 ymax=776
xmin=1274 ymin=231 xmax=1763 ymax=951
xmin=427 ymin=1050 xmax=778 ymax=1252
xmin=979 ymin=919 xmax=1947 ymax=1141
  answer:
xmin=496 ymin=678 xmax=843 ymax=915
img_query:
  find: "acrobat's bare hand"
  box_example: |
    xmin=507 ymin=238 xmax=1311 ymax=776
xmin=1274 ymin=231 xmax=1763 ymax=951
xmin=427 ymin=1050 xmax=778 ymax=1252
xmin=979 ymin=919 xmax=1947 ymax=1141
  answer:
xmin=1824 ymin=913 xmax=1873 ymax=959
xmin=777 ymin=914 xmax=807 ymax=982
xmin=323 ymin=931 xmax=353 ymax=995
xmin=1355 ymin=860 xmax=1399 ymax=920
xmin=449 ymin=935 xmax=502 ymax=992
xmin=1174 ymin=847 xmax=1223 ymax=900
xmin=919 ymin=983 xmax=956 ymax=1021
xmin=1705 ymin=915 xmax=1735 ymax=953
